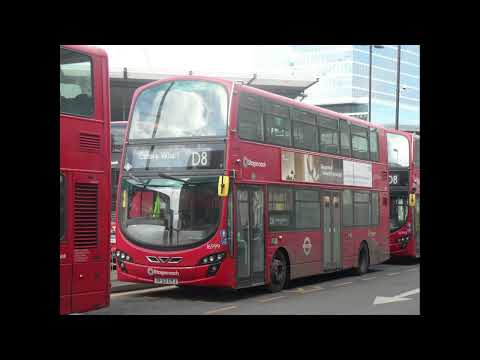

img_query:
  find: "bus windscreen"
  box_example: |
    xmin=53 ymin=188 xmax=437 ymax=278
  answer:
xmin=128 ymin=80 xmax=228 ymax=140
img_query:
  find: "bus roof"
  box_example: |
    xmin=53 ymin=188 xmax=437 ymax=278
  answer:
xmin=131 ymin=74 xmax=390 ymax=132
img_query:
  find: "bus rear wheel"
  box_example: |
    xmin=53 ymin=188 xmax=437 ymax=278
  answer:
xmin=267 ymin=251 xmax=288 ymax=292
xmin=353 ymin=243 xmax=370 ymax=275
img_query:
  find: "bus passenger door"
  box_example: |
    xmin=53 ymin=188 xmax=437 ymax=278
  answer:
xmin=236 ymin=186 xmax=265 ymax=287
xmin=322 ymin=192 xmax=342 ymax=271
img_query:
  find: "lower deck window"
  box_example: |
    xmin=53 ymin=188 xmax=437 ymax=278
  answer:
xmin=268 ymin=187 xmax=293 ymax=229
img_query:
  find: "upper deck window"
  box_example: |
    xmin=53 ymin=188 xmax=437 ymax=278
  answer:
xmin=264 ymin=101 xmax=291 ymax=146
xmin=129 ymin=80 xmax=228 ymax=140
xmin=292 ymin=109 xmax=317 ymax=151
xmin=238 ymin=93 xmax=263 ymax=141
xmin=318 ymin=116 xmax=339 ymax=154
xmin=351 ymin=125 xmax=369 ymax=160
xmin=60 ymin=47 xmax=94 ymax=117
xmin=339 ymin=120 xmax=351 ymax=157
xmin=387 ymin=133 xmax=410 ymax=168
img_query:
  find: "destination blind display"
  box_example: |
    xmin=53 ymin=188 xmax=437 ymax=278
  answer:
xmin=389 ymin=169 xmax=409 ymax=187
xmin=125 ymin=143 xmax=225 ymax=171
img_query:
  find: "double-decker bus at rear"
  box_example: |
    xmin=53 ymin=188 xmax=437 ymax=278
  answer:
xmin=110 ymin=121 xmax=128 ymax=259
xmin=387 ymin=130 xmax=420 ymax=258
xmin=115 ymin=75 xmax=390 ymax=291
xmin=60 ymin=45 xmax=111 ymax=314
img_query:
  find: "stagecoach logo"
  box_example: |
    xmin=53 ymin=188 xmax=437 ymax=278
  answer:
xmin=303 ymin=237 xmax=312 ymax=256
xmin=60 ymin=253 xmax=66 ymax=260
xmin=147 ymin=268 xmax=180 ymax=277
xmin=243 ymin=156 xmax=266 ymax=168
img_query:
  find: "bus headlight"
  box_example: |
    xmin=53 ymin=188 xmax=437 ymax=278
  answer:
xmin=116 ymin=250 xmax=134 ymax=272
xmin=198 ymin=252 xmax=226 ymax=266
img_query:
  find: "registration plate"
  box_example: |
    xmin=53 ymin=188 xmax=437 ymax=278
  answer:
xmin=154 ymin=278 xmax=178 ymax=285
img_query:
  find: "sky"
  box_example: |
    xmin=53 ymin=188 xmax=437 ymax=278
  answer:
xmin=98 ymin=45 xmax=256 ymax=75
xmin=96 ymin=45 xmax=299 ymax=79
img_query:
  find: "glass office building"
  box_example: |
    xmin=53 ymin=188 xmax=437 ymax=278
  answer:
xmin=255 ymin=45 xmax=420 ymax=132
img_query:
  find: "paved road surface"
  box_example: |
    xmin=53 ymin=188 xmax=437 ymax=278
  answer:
xmin=87 ymin=259 xmax=420 ymax=315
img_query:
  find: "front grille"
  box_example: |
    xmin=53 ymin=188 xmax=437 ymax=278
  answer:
xmin=74 ymin=183 xmax=98 ymax=249
xmin=79 ymin=133 xmax=101 ymax=153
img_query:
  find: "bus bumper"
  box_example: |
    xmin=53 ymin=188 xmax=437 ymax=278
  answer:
xmin=116 ymin=258 xmax=236 ymax=288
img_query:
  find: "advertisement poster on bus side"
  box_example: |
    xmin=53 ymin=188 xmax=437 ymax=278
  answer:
xmin=281 ymin=151 xmax=372 ymax=188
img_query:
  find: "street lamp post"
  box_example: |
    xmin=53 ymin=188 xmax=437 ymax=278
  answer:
xmin=368 ymin=45 xmax=384 ymax=123
xmin=395 ymin=45 xmax=402 ymax=130
xmin=368 ymin=45 xmax=372 ymax=122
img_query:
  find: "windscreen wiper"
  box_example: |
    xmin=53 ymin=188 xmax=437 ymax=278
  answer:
xmin=155 ymin=172 xmax=194 ymax=185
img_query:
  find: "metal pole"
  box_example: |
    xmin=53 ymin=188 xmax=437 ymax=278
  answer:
xmin=368 ymin=45 xmax=372 ymax=122
xmin=395 ymin=45 xmax=401 ymax=130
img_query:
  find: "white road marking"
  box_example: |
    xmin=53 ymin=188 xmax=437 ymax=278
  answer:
xmin=284 ymin=287 xmax=305 ymax=293
xmin=386 ymin=272 xmax=401 ymax=276
xmin=373 ymin=288 xmax=420 ymax=305
xmin=301 ymin=286 xmax=324 ymax=293
xmin=333 ymin=281 xmax=353 ymax=287
xmin=204 ymin=305 xmax=237 ymax=314
xmin=111 ymin=286 xmax=176 ymax=297
xmin=361 ymin=277 xmax=377 ymax=281
xmin=406 ymin=268 xmax=419 ymax=272
xmin=258 ymin=295 xmax=286 ymax=303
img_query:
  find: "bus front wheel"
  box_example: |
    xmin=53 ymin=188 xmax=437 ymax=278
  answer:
xmin=267 ymin=250 xmax=288 ymax=292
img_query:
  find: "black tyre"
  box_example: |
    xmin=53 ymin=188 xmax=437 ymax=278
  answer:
xmin=353 ymin=243 xmax=370 ymax=275
xmin=267 ymin=251 xmax=289 ymax=292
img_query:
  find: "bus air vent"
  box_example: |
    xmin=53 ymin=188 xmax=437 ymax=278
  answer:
xmin=74 ymin=183 xmax=98 ymax=249
xmin=79 ymin=133 xmax=101 ymax=153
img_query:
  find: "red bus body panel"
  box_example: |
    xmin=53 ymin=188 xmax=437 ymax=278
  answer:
xmin=115 ymin=75 xmax=390 ymax=289
xmin=388 ymin=131 xmax=420 ymax=257
xmin=60 ymin=45 xmax=110 ymax=314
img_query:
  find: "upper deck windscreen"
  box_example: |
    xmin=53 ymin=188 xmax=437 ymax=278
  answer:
xmin=128 ymin=80 xmax=228 ymax=140
xmin=387 ymin=133 xmax=410 ymax=169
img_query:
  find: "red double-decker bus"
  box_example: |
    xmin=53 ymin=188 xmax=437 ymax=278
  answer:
xmin=114 ymin=75 xmax=390 ymax=291
xmin=60 ymin=45 xmax=111 ymax=314
xmin=110 ymin=121 xmax=128 ymax=268
xmin=387 ymin=130 xmax=420 ymax=258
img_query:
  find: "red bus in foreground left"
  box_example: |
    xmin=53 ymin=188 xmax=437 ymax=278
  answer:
xmin=60 ymin=45 xmax=111 ymax=314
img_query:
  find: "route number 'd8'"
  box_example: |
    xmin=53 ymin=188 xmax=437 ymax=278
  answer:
xmin=389 ymin=175 xmax=399 ymax=185
xmin=191 ymin=151 xmax=208 ymax=166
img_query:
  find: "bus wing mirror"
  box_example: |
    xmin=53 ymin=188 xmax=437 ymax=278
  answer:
xmin=409 ymin=193 xmax=416 ymax=207
xmin=218 ymin=176 xmax=229 ymax=197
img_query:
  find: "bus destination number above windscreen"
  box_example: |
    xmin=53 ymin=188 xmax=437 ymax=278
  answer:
xmin=126 ymin=144 xmax=224 ymax=170
xmin=388 ymin=170 xmax=409 ymax=187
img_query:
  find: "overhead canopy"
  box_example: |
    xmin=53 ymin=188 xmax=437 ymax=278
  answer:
xmin=109 ymin=70 xmax=319 ymax=121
